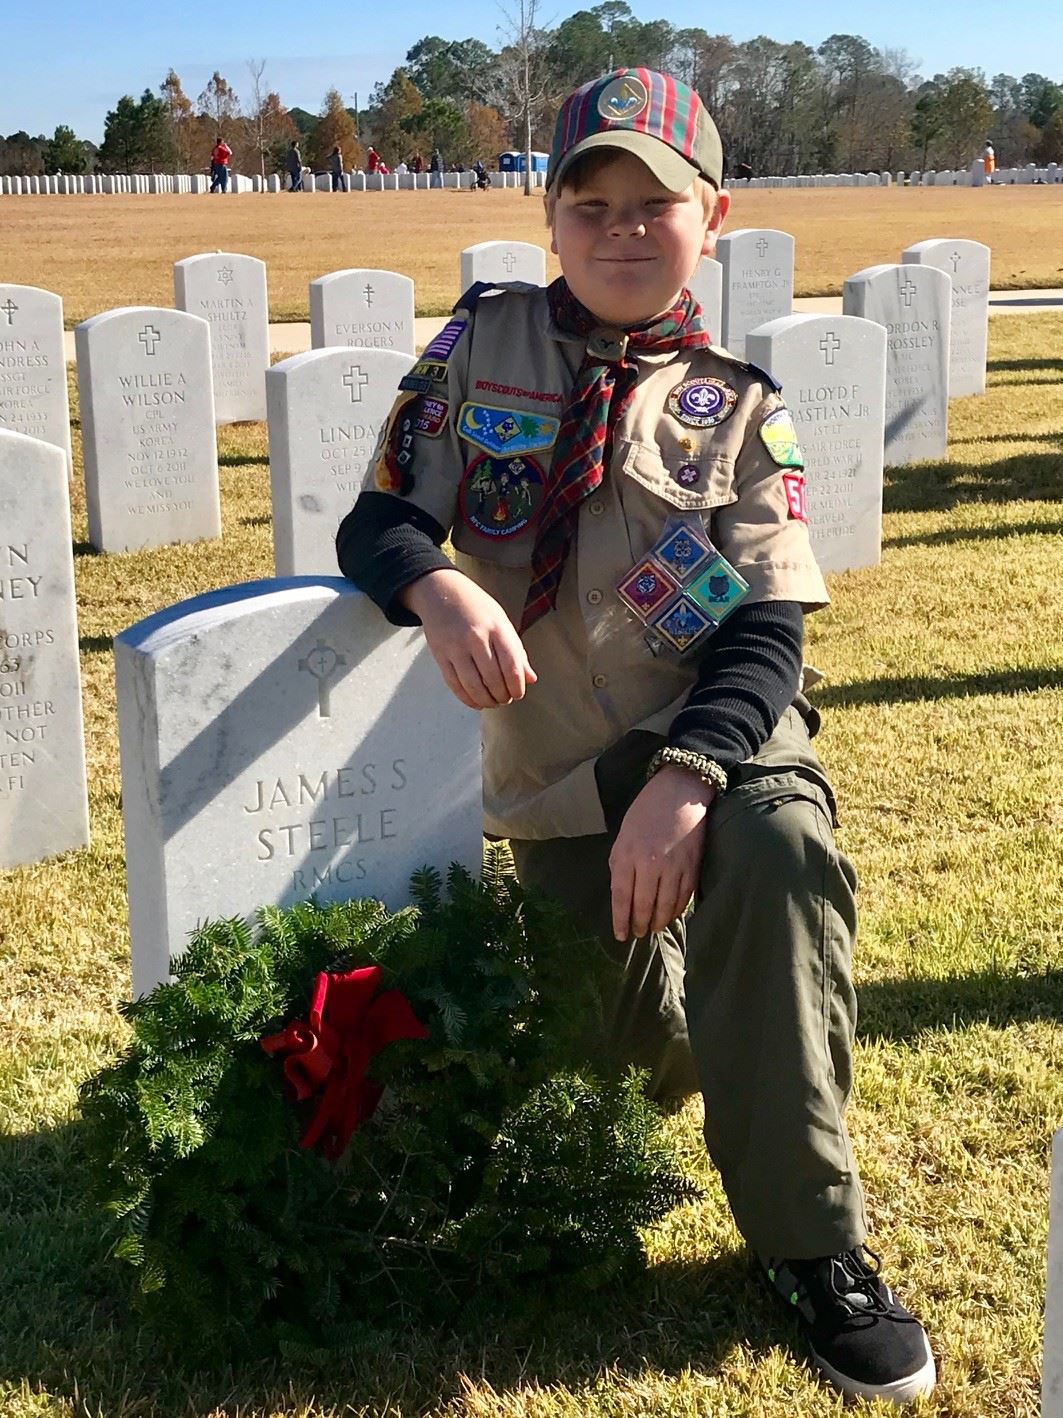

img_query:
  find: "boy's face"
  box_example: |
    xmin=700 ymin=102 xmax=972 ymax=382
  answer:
xmin=550 ymin=150 xmax=729 ymax=328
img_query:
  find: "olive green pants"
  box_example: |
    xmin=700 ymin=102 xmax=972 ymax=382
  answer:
xmin=509 ymin=701 xmax=868 ymax=1259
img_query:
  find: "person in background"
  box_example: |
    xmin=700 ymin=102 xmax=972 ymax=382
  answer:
xmin=472 ymin=157 xmax=491 ymax=191
xmin=395 ymin=159 xmax=409 ymax=175
xmin=209 ymin=134 xmax=232 ymax=192
xmin=285 ymin=139 xmax=303 ymax=191
xmin=366 ymin=145 xmax=381 ymax=174
xmin=329 ymin=145 xmax=347 ymax=192
xmin=983 ymin=141 xmax=996 ymax=182
xmin=411 ymin=151 xmax=425 ymax=174
xmin=429 ymin=148 xmax=444 ymax=188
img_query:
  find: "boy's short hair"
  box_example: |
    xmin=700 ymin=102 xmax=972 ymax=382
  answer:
xmin=544 ymin=148 xmax=717 ymax=224
xmin=547 ymin=69 xmax=723 ymax=195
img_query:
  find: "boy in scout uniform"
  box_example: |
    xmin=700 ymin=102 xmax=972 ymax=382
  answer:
xmin=337 ymin=68 xmax=935 ymax=1405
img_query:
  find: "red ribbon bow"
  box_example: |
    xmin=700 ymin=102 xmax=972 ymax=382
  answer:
xmin=260 ymin=966 xmax=429 ymax=1159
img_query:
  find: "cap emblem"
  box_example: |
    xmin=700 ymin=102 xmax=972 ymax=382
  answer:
xmin=597 ymin=75 xmax=649 ymax=122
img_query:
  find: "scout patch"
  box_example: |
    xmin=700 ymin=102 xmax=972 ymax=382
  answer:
xmin=374 ymin=393 xmax=421 ymax=495
xmin=782 ymin=471 xmax=808 ymax=522
xmin=415 ymin=396 xmax=448 ymax=437
xmin=460 ymin=454 xmax=545 ymax=538
xmin=667 ymin=376 xmax=737 ymax=429
xmin=686 ymin=558 xmax=750 ymax=620
xmin=398 ymin=374 xmax=435 ymax=394
xmin=617 ymin=559 xmax=679 ymax=617
xmin=650 ymin=597 xmax=715 ymax=653
xmin=759 ymin=407 xmax=804 ymax=468
xmin=411 ymin=359 xmax=449 ymax=384
xmin=421 ymin=317 xmax=467 ymax=361
xmin=457 ymin=403 xmax=560 ymax=457
xmin=674 ymin=463 xmax=701 ymax=487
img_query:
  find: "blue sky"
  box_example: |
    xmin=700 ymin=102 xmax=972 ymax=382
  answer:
xmin=5 ymin=0 xmax=1063 ymax=142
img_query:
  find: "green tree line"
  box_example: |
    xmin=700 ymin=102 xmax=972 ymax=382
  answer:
xmin=3 ymin=7 xmax=1062 ymax=177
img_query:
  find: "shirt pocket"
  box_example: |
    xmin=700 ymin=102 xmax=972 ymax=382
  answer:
xmin=621 ymin=440 xmax=738 ymax=513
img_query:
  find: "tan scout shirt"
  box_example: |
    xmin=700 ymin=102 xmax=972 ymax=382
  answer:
xmin=368 ymin=284 xmax=829 ymax=841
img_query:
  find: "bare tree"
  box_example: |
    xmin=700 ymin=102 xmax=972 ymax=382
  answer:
xmin=497 ymin=0 xmax=551 ymax=195
xmin=247 ymin=58 xmax=269 ymax=178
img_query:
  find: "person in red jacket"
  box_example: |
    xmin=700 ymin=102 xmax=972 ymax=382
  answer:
xmin=210 ymin=136 xmax=232 ymax=193
xmin=366 ymin=145 xmax=381 ymax=174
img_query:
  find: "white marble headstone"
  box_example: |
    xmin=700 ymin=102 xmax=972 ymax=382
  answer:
xmin=717 ymin=229 xmax=795 ymax=357
xmin=459 ymin=241 xmax=546 ymax=291
xmin=76 ymin=306 xmax=221 ymax=552
xmin=1044 ymin=1128 xmax=1063 ymax=1416
xmin=267 ymin=348 xmax=415 ymax=575
xmin=0 ymin=430 xmax=89 ymax=867
xmin=174 ymin=252 xmax=270 ymax=422
xmin=115 ymin=577 xmax=482 ymax=995
xmin=309 ymin=269 xmax=416 ymax=355
xmin=902 ymin=239 xmax=991 ymax=397
xmin=842 ymin=265 xmax=951 ymax=466
xmin=0 ymin=285 xmax=72 ymax=474
xmin=687 ymin=256 xmax=723 ymax=339
xmin=746 ymin=314 xmax=887 ymax=574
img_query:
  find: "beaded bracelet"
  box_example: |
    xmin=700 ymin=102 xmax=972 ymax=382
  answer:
xmin=646 ymin=747 xmax=729 ymax=795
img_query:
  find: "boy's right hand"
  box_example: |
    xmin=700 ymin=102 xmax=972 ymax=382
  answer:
xmin=401 ymin=569 xmax=537 ymax=710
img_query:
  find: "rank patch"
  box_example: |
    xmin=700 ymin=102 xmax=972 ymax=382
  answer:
xmin=457 ymin=403 xmax=560 ymax=456
xmin=374 ymin=393 xmax=420 ymax=495
xmin=759 ymin=408 xmax=804 ymax=468
xmin=782 ymin=470 xmax=808 ymax=521
xmin=617 ymin=559 xmax=679 ymax=617
xmin=686 ymin=558 xmax=750 ymax=621
xmin=460 ymin=454 xmax=545 ymax=538
xmin=667 ymin=377 xmax=737 ymax=428
xmin=649 ymin=597 xmax=714 ymax=653
xmin=651 ymin=521 xmax=715 ymax=579
xmin=415 ymin=396 xmax=448 ymax=436
xmin=421 ymin=318 xmax=467 ymax=361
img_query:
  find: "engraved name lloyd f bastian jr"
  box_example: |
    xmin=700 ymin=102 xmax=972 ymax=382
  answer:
xmin=242 ymin=759 xmax=409 ymax=890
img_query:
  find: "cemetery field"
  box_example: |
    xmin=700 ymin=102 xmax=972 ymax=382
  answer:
xmin=1 ymin=311 xmax=1062 ymax=1417
xmin=1 ymin=185 xmax=1063 ymax=324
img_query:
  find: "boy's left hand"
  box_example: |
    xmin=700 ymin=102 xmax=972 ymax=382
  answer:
xmin=608 ymin=766 xmax=716 ymax=941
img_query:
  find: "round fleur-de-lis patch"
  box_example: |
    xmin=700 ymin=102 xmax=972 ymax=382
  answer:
xmin=460 ymin=454 xmax=545 ymax=538
xmin=667 ymin=377 xmax=738 ymax=429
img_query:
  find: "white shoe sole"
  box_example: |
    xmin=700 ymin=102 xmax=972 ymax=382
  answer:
xmin=813 ymin=1331 xmax=937 ymax=1404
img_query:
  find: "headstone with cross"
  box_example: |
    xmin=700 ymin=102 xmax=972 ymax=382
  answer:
xmin=747 ymin=313 xmax=888 ymax=574
xmin=0 ymin=284 xmax=73 ymax=473
xmin=174 ymin=252 xmax=270 ymax=423
xmin=843 ymin=263 xmax=951 ymax=465
xmin=716 ymin=229 xmax=795 ymax=357
xmin=0 ymin=429 xmax=89 ymax=868
xmin=309 ymin=269 xmax=415 ymax=356
xmin=75 ymin=306 xmax=221 ymax=552
xmin=266 ymin=345 xmax=415 ymax=575
xmin=902 ymin=239 xmax=991 ymax=396
xmin=459 ymin=240 xmax=547 ymax=292
xmin=114 ymin=577 xmax=482 ymax=995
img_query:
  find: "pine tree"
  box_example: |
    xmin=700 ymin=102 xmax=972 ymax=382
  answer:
xmin=159 ymin=70 xmax=196 ymax=170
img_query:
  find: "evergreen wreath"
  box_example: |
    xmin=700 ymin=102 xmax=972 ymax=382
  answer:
xmin=81 ymin=848 xmax=699 ymax=1358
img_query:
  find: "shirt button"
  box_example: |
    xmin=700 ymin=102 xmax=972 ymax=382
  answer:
xmin=588 ymin=500 xmax=605 ymax=516
xmin=592 ymin=673 xmax=608 ymax=688
xmin=587 ymin=589 xmax=603 ymax=605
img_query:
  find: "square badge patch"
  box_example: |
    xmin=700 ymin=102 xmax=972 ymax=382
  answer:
xmin=617 ymin=559 xmax=680 ymax=618
xmin=685 ymin=558 xmax=750 ymax=623
xmin=648 ymin=596 xmax=714 ymax=653
xmin=649 ymin=521 xmax=715 ymax=580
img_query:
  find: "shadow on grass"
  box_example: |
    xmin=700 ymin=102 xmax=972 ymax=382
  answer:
xmin=73 ymin=541 xmax=99 ymax=558
xmin=813 ymin=665 xmax=1062 ymax=710
xmin=987 ymin=357 xmax=1063 ymax=374
xmin=949 ymin=432 xmax=1063 ymax=446
xmin=884 ymin=450 xmax=1063 ymax=514
xmin=883 ymin=516 xmax=1063 ymax=550
xmin=79 ymin=634 xmax=113 ymax=655
xmin=858 ymin=968 xmax=1063 ymax=1043
xmin=218 ymin=452 xmax=268 ymax=468
xmin=239 ymin=513 xmax=272 ymax=527
xmin=0 ymin=1122 xmax=777 ymax=1417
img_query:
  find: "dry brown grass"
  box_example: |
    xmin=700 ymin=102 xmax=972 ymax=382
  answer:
xmin=0 ymin=185 xmax=1061 ymax=324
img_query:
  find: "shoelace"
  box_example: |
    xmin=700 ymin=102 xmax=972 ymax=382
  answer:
xmin=827 ymin=1246 xmax=894 ymax=1316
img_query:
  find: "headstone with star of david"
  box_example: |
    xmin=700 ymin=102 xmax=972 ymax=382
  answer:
xmin=75 ymin=306 xmax=221 ymax=552
xmin=842 ymin=264 xmax=951 ymax=466
xmin=173 ymin=252 xmax=271 ymax=423
xmin=746 ymin=313 xmax=887 ymax=574
xmin=309 ymin=269 xmax=416 ymax=355
xmin=0 ymin=284 xmax=73 ymax=475
xmin=716 ymin=229 xmax=795 ymax=358
xmin=266 ymin=347 xmax=416 ymax=575
xmin=114 ymin=577 xmax=482 ymax=994
xmin=901 ymin=239 xmax=991 ymax=397
xmin=459 ymin=241 xmax=546 ymax=292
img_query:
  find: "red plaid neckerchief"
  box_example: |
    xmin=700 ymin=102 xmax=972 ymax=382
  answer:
xmin=519 ymin=277 xmax=714 ymax=634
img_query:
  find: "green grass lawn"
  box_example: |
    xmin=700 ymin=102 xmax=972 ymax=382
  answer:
xmin=1 ymin=315 xmax=1061 ymax=1416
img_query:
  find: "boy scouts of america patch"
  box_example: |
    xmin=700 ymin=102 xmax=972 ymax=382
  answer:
xmin=457 ymin=403 xmax=560 ymax=457
xmin=374 ymin=393 xmax=421 ymax=495
xmin=460 ymin=454 xmax=545 ymax=538
xmin=759 ymin=407 xmax=804 ymax=467
xmin=667 ymin=377 xmax=737 ymax=428
xmin=782 ymin=471 xmax=807 ymax=522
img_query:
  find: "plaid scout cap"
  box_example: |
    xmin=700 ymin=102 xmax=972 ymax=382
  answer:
xmin=547 ymin=68 xmax=724 ymax=193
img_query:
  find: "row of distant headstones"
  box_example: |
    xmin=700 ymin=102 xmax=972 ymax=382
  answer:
xmin=0 ymin=232 xmax=988 ymax=901
xmin=4 ymin=162 xmax=1063 ymax=197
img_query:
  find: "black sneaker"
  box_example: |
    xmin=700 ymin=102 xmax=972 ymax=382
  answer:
xmin=759 ymin=1246 xmax=936 ymax=1404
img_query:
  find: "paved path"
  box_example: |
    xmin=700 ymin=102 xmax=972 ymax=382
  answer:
xmin=61 ymin=288 xmax=1063 ymax=361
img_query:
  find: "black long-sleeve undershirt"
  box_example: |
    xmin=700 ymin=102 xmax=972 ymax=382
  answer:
xmin=336 ymin=490 xmax=804 ymax=773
